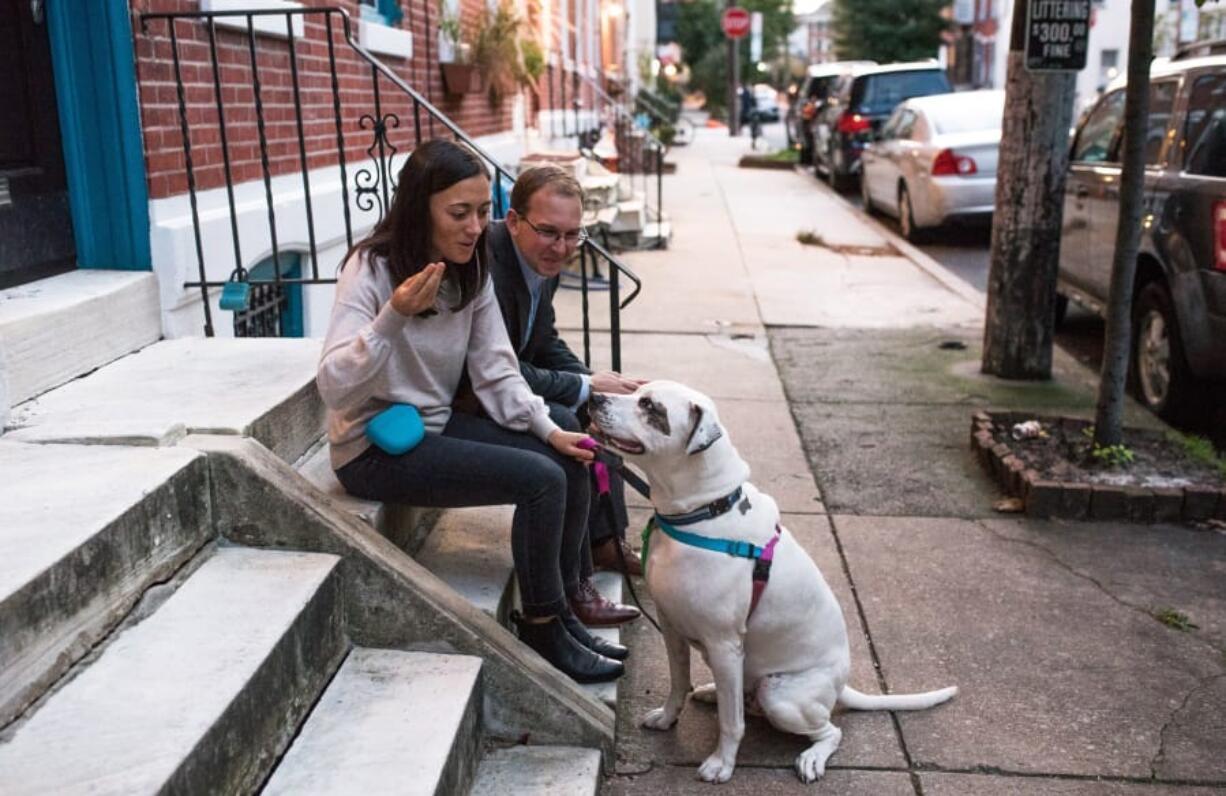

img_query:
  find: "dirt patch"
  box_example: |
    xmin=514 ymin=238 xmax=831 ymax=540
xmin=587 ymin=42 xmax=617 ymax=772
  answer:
xmin=795 ymin=229 xmax=896 ymax=256
xmin=971 ymin=410 xmax=1226 ymax=523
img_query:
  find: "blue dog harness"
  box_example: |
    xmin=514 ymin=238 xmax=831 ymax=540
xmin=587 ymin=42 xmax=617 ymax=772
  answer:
xmin=642 ymin=487 xmax=782 ymax=617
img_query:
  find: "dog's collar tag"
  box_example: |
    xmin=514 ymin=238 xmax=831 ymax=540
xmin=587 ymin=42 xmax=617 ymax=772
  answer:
xmin=738 ymin=497 xmax=752 ymax=515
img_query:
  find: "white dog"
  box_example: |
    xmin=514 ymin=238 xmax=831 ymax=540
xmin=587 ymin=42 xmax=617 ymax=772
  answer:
xmin=587 ymin=381 xmax=957 ymax=784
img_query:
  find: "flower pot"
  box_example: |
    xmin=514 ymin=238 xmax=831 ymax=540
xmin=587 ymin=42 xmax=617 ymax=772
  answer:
xmin=440 ymin=62 xmax=483 ymax=96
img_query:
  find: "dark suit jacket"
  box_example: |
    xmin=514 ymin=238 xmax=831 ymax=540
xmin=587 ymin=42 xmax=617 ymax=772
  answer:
xmin=486 ymin=220 xmax=591 ymax=406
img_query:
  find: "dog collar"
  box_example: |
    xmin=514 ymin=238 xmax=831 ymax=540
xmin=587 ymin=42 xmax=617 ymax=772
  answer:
xmin=655 ymin=486 xmax=744 ymax=526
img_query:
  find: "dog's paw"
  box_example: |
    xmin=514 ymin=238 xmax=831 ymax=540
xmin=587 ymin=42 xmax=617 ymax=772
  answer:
xmin=697 ymin=754 xmax=735 ymax=783
xmin=641 ymin=707 xmax=679 ymax=731
xmin=794 ymin=748 xmax=828 ymax=783
xmin=691 ymin=683 xmax=718 ymax=704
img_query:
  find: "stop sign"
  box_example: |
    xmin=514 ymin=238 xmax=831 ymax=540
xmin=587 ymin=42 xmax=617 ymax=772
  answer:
xmin=721 ymin=7 xmax=751 ymax=39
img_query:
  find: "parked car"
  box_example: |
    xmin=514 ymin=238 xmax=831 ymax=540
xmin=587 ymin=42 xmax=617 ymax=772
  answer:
xmin=813 ymin=61 xmax=953 ymax=191
xmin=752 ymin=84 xmax=781 ymax=123
xmin=860 ymin=89 xmax=1005 ymax=241
xmin=785 ymin=61 xmax=876 ymax=165
xmin=1057 ymin=51 xmax=1226 ymax=422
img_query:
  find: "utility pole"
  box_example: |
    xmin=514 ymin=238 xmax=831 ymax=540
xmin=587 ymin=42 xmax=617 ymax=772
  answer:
xmin=981 ymin=0 xmax=1080 ymax=379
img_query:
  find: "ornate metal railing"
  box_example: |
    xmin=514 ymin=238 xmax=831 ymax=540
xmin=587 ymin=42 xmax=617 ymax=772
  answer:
xmin=138 ymin=6 xmax=640 ymax=370
xmin=570 ymin=72 xmax=666 ymax=250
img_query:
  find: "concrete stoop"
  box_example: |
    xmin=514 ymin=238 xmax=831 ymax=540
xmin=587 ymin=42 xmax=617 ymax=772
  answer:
xmin=0 ymin=444 xmax=608 ymax=794
xmin=4 ymin=337 xmax=325 ymax=463
xmin=0 ymin=271 xmax=161 ymax=409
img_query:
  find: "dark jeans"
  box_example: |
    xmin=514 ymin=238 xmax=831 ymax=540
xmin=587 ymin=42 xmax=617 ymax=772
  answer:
xmin=335 ymin=403 xmax=589 ymax=617
xmin=556 ymin=403 xmax=629 ymax=579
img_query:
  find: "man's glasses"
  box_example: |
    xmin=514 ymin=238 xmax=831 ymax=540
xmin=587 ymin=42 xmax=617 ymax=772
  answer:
xmin=522 ymin=216 xmax=588 ymax=246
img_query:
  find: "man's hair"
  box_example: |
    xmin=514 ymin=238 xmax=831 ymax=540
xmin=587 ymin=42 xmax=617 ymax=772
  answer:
xmin=510 ymin=164 xmax=584 ymax=216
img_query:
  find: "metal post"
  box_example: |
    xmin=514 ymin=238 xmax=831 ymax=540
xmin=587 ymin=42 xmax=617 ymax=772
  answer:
xmin=727 ymin=1 xmax=739 ymax=136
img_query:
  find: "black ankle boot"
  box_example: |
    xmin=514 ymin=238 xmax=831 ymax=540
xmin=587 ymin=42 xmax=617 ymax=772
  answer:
xmin=561 ymin=611 xmax=629 ymax=661
xmin=514 ymin=615 xmax=624 ymax=683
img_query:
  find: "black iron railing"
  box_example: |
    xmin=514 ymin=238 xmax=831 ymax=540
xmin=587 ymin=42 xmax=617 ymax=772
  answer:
xmin=568 ymin=73 xmax=666 ymax=250
xmin=138 ymin=6 xmax=639 ymax=370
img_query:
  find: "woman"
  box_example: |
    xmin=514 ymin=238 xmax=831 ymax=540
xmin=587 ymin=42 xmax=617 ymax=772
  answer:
xmin=318 ymin=140 xmax=624 ymax=683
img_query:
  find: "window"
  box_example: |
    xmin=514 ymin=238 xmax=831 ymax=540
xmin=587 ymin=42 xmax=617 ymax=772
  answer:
xmin=1145 ymin=81 xmax=1177 ymax=166
xmin=1072 ymin=90 xmax=1125 ymax=163
xmin=1184 ymin=73 xmax=1226 ymax=178
xmin=1099 ymin=48 xmax=1119 ymax=88
xmin=855 ymin=71 xmax=952 ymax=115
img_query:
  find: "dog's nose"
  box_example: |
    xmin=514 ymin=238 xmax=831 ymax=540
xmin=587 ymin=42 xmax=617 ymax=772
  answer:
xmin=589 ymin=393 xmax=608 ymax=409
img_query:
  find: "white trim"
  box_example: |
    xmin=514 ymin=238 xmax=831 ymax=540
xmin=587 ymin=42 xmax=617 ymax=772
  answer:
xmin=148 ymin=129 xmax=532 ymax=338
xmin=359 ymin=18 xmax=413 ymax=60
xmin=199 ymin=0 xmax=305 ymax=40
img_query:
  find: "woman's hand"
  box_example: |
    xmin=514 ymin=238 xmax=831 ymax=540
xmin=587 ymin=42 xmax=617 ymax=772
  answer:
xmin=391 ymin=262 xmax=445 ymax=317
xmin=549 ymin=430 xmax=596 ymax=463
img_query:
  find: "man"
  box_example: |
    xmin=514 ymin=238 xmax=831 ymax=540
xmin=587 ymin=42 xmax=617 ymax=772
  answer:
xmin=487 ymin=164 xmax=645 ymax=627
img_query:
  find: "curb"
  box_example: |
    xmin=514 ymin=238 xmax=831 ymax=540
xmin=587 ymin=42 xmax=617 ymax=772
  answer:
xmin=970 ymin=410 xmax=1226 ymax=523
xmin=794 ymin=165 xmax=987 ymax=311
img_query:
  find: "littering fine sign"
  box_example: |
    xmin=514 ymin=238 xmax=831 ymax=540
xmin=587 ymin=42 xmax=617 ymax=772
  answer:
xmin=1025 ymin=0 xmax=1091 ymax=72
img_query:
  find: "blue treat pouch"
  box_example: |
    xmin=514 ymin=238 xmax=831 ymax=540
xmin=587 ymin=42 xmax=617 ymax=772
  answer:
xmin=366 ymin=404 xmax=425 ymax=455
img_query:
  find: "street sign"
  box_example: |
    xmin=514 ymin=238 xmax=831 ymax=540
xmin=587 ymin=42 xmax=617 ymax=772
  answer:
xmin=1025 ymin=0 xmax=1091 ymax=72
xmin=722 ymin=7 xmax=751 ymax=39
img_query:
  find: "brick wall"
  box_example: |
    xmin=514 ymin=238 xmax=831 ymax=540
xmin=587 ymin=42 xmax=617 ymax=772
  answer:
xmin=131 ymin=0 xmax=544 ymax=200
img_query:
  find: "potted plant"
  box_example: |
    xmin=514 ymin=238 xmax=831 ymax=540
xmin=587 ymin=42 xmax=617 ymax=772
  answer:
xmin=473 ymin=0 xmax=529 ymax=104
xmin=437 ymin=0 xmax=481 ymax=95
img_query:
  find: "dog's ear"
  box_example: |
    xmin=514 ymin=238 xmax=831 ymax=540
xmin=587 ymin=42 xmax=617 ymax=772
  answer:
xmin=685 ymin=402 xmax=723 ymax=455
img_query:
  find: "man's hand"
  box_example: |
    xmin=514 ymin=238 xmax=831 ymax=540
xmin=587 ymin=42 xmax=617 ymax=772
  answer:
xmin=391 ymin=262 xmax=445 ymax=317
xmin=548 ymin=430 xmax=596 ymax=463
xmin=590 ymin=370 xmax=647 ymax=395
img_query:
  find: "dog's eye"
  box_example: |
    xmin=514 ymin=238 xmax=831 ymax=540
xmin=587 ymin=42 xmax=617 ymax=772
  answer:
xmin=638 ymin=396 xmax=653 ymax=410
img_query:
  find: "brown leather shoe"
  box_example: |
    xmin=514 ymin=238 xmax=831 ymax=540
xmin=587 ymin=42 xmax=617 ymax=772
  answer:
xmin=569 ymin=578 xmax=640 ymax=627
xmin=592 ymin=537 xmax=643 ymax=577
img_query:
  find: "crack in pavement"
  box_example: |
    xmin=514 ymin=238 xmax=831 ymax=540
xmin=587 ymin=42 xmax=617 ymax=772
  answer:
xmin=1151 ymin=671 xmax=1226 ymax=780
xmin=974 ymin=519 xmax=1226 ymax=662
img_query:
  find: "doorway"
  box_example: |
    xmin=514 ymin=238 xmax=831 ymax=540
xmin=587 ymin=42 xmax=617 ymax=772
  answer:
xmin=0 ymin=0 xmax=75 ymax=289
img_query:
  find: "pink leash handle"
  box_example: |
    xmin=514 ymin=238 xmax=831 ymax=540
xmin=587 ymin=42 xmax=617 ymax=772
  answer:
xmin=576 ymin=437 xmax=611 ymax=496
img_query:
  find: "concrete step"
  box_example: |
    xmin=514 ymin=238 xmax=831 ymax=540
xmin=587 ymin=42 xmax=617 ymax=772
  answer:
xmin=0 ymin=441 xmax=210 ymax=727
xmin=0 ymin=548 xmax=345 ymax=796
xmin=579 ymin=570 xmax=624 ymax=709
xmin=639 ymin=221 xmax=672 ymax=246
xmin=470 ymin=745 xmax=601 ymax=795
xmin=608 ymin=200 xmax=646 ymax=234
xmin=0 ymin=270 xmax=161 ymax=408
xmin=4 ymin=337 xmax=324 ymax=463
xmin=416 ymin=506 xmax=516 ymax=624
xmin=263 ymin=648 xmax=483 ymax=796
xmin=294 ymin=439 xmax=435 ymax=553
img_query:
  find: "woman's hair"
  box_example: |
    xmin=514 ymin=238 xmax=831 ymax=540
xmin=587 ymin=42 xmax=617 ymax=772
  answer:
xmin=348 ymin=139 xmax=490 ymax=311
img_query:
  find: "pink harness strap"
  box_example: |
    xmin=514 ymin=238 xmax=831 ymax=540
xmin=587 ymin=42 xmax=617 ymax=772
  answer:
xmin=749 ymin=525 xmax=783 ymax=617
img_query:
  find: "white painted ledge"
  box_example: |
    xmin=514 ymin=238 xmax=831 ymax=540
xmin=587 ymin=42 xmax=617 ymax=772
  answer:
xmin=199 ymin=0 xmax=305 ymax=40
xmin=359 ymin=19 xmax=412 ymax=60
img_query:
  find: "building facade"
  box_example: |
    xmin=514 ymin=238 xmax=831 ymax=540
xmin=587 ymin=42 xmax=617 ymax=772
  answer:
xmin=4 ymin=0 xmax=632 ymax=339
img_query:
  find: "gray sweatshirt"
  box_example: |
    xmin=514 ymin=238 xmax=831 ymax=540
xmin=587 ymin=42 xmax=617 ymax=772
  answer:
xmin=318 ymin=251 xmax=561 ymax=469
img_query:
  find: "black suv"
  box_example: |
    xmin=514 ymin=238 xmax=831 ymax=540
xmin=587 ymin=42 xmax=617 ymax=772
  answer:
xmin=813 ymin=61 xmax=952 ymax=191
xmin=785 ymin=61 xmax=875 ymax=165
xmin=1058 ymin=48 xmax=1226 ymax=422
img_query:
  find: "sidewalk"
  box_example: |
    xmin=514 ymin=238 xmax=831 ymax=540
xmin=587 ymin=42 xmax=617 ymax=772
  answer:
xmin=555 ymin=129 xmax=1226 ymax=794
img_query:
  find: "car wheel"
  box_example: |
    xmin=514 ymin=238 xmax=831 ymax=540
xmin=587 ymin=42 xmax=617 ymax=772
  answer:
xmin=1131 ymin=281 xmax=1199 ymax=423
xmin=898 ymin=185 xmax=923 ymax=243
xmin=860 ymin=172 xmax=875 ymax=213
xmin=828 ymin=146 xmax=850 ymax=192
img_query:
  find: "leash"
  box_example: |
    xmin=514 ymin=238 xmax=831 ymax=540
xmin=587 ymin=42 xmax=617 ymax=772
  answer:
xmin=579 ymin=439 xmax=663 ymax=633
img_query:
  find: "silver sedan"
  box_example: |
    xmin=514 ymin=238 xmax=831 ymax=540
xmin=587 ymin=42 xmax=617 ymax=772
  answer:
xmin=860 ymin=90 xmax=1005 ymax=241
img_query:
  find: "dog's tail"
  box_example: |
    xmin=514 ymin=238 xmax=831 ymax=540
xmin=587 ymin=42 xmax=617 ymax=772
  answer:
xmin=837 ymin=685 xmax=958 ymax=712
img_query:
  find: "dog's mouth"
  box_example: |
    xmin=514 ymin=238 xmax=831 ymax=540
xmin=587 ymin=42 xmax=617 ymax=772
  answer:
xmin=588 ymin=424 xmax=646 ymax=455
